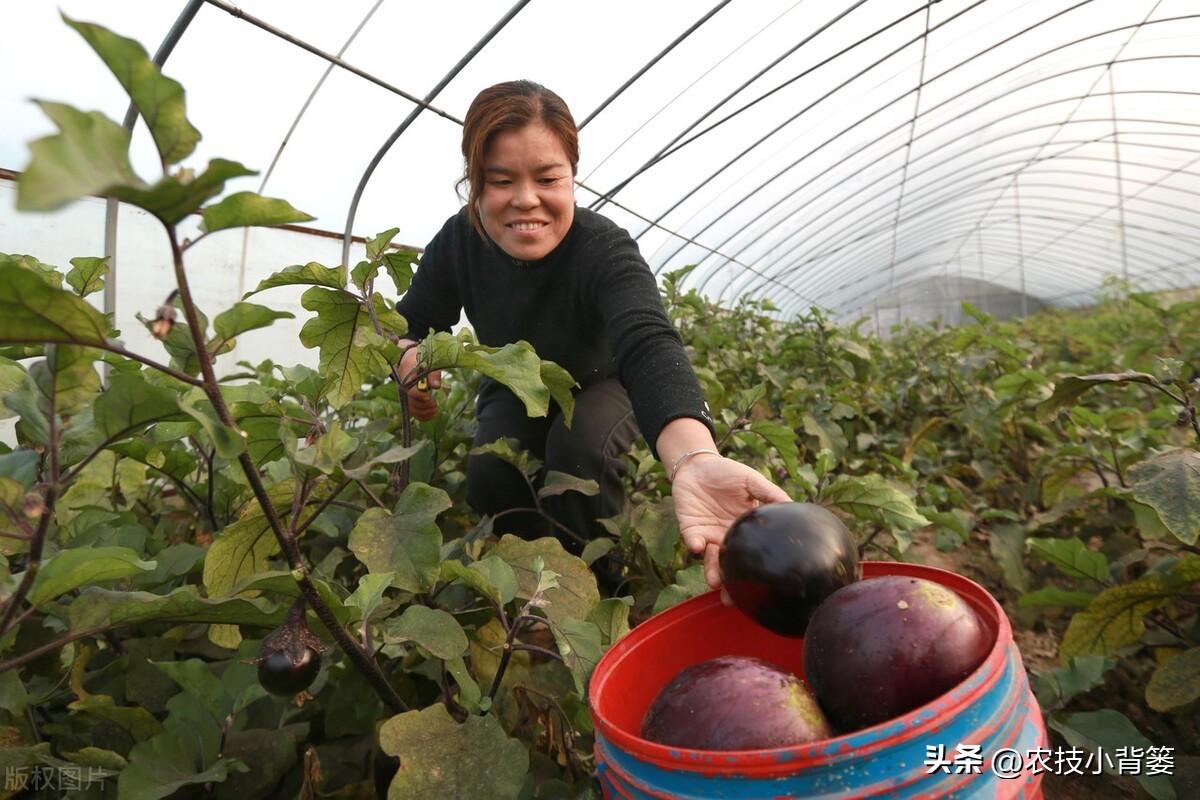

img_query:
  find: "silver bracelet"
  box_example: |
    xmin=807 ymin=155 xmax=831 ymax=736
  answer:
xmin=668 ymin=448 xmax=721 ymax=482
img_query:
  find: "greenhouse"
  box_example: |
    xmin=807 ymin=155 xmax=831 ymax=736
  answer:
xmin=0 ymin=0 xmax=1197 ymax=797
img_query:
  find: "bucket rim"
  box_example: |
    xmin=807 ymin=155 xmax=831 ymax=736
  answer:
xmin=589 ymin=560 xmax=1015 ymax=775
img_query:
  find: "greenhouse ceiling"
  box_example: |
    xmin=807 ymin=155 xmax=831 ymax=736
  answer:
xmin=3 ymin=0 xmax=1199 ymax=325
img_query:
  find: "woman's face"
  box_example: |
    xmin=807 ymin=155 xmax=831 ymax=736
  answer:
xmin=478 ymin=121 xmax=575 ymax=261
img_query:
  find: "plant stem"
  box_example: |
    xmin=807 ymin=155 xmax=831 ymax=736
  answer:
xmin=1107 ymin=440 xmax=1126 ymax=487
xmin=294 ymin=479 xmax=350 ymax=536
xmin=0 ymin=627 xmax=107 ymax=674
xmin=362 ymin=277 xmax=414 ymax=492
xmin=0 ymin=367 xmax=61 ymax=638
xmin=165 ymin=227 xmax=407 ymax=713
xmin=2 ymin=338 xmax=204 ymax=387
xmin=511 ymin=643 xmax=562 ymax=661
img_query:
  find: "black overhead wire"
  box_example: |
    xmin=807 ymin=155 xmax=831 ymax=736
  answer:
xmin=588 ymin=0 xmax=879 ymax=214
xmin=576 ymin=0 xmax=735 ymax=131
xmin=201 ymin=0 xmax=798 ymax=300
xmin=727 ymin=38 xmax=1198 ymax=307
xmin=579 ymin=0 xmax=807 ymax=185
xmin=744 ymin=93 xmax=1200 ymax=311
xmin=678 ymin=0 xmax=1121 ymax=295
xmin=928 ymin=0 xmax=1165 ymax=300
xmin=202 ymin=0 xmax=463 ymax=125
xmin=779 ymin=148 xmax=1200 ymax=316
xmin=765 ymin=76 xmax=1200 ymax=313
xmin=341 ymin=0 xmax=533 ymax=268
xmin=647 ymin=0 xmax=994 ymax=272
xmin=886 ymin=1 xmax=934 ymax=295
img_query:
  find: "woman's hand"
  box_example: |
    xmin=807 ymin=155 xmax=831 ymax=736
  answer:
xmin=670 ymin=454 xmax=790 ymax=604
xmin=398 ymin=343 xmax=441 ymax=421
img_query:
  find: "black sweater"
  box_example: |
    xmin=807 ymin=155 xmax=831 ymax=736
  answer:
xmin=395 ymin=206 xmax=714 ymax=457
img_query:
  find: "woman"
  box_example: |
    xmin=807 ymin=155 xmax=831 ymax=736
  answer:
xmin=396 ymin=80 xmax=787 ymax=597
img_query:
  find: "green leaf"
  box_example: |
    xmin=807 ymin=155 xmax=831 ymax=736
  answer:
xmin=1145 ymin=647 xmax=1200 ymax=712
xmin=801 ymin=411 xmax=848 ymax=459
xmin=540 ymin=360 xmax=578 ymax=427
xmin=822 ymin=474 xmax=930 ymax=543
xmin=212 ymin=302 xmax=294 ymax=342
xmin=1059 ymin=575 xmax=1178 ymax=661
xmin=1038 ymin=371 xmax=1160 ymax=417
xmin=1049 ymin=710 xmax=1176 ymax=800
xmin=299 ymin=288 xmax=393 ymax=409
xmin=378 ymin=704 xmax=528 ymax=800
xmin=1127 ymin=449 xmax=1200 ymax=546
xmin=117 ymin=729 xmax=244 ymax=800
xmin=470 ymin=437 xmax=541 ymax=476
xmin=366 ymin=228 xmax=400 ymax=261
xmin=425 ymin=332 xmax=571 ymax=420
xmin=62 ymin=746 xmax=129 ymax=772
xmin=489 ymin=535 xmax=600 ymax=629
xmin=0 ymin=670 xmax=30 ymax=716
xmin=65 ymin=256 xmax=108 ymax=297
xmin=213 ymin=728 xmax=300 ymax=800
xmin=340 ymin=441 xmax=427 ymax=480
xmin=67 ymin=694 xmax=164 ymax=743
xmin=94 ymin=372 xmax=189 ymax=440
xmin=65 ymin=15 xmax=199 ymax=165
xmin=178 ymin=393 xmax=246 ymax=459
xmin=1033 ymin=655 xmax=1115 ymax=708
xmin=32 ymin=344 xmax=101 ymax=417
xmin=537 ymin=470 xmax=599 ymax=499
xmin=993 ymin=368 xmax=1051 ymax=405
xmin=0 ymin=358 xmax=25 ymax=420
xmin=1018 ymin=587 xmax=1096 ymax=609
xmin=351 ymin=260 xmax=380 ymax=294
xmin=383 ymin=249 xmax=418 ymax=295
xmin=202 ymin=480 xmax=295 ymax=597
xmin=347 ymin=483 xmax=452 ymax=592
xmin=152 ymin=659 xmax=232 ymax=721
xmin=552 ymin=617 xmax=603 ymax=694
xmin=246 ymin=262 xmax=347 ymax=296
xmin=1028 ymin=537 xmax=1111 ymax=583
xmin=587 ymin=597 xmax=631 ymax=648
xmin=65 ymin=585 xmax=280 ymax=634
xmin=16 ymin=101 xmax=144 ymax=211
xmin=200 ymin=191 xmax=314 ymax=233
xmin=444 ymin=656 xmax=481 ymax=713
xmin=633 ymin=498 xmax=679 ymax=568
xmin=344 ymin=572 xmax=394 ymax=621
xmin=580 ymin=538 xmax=616 ymax=566
xmin=438 ymin=556 xmax=518 ymax=606
xmin=0 ymin=253 xmax=65 ymax=288
xmin=746 ymin=420 xmax=800 ymax=478
xmin=29 ymin=546 xmax=156 ymax=606
xmin=989 ymin=523 xmax=1031 ymax=593
xmin=0 ymin=263 xmax=111 ymax=346
xmin=123 ymin=159 xmax=257 ymax=225
xmin=382 ymin=605 xmax=468 ymax=659
xmin=470 ymin=555 xmax=519 ymax=604
xmin=294 ymin=422 xmax=358 ymax=474
xmin=653 ymin=564 xmax=708 ymax=614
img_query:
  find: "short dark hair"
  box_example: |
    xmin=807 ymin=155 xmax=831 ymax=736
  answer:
xmin=459 ymin=80 xmax=579 ymax=238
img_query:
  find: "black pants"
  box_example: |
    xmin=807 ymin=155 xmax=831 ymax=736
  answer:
xmin=466 ymin=377 xmax=640 ymax=556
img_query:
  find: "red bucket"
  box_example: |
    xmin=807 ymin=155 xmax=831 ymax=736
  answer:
xmin=589 ymin=561 xmax=1046 ymax=798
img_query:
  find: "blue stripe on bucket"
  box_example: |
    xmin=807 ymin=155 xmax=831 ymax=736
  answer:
xmin=596 ymin=643 xmax=1045 ymax=799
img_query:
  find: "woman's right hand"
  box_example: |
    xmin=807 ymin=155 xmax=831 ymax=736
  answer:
xmin=398 ymin=343 xmax=441 ymax=421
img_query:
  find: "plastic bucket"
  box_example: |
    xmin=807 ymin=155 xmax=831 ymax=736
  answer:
xmin=589 ymin=561 xmax=1046 ymax=799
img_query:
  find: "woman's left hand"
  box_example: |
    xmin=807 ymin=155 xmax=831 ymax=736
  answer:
xmin=670 ymin=454 xmax=791 ymax=603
